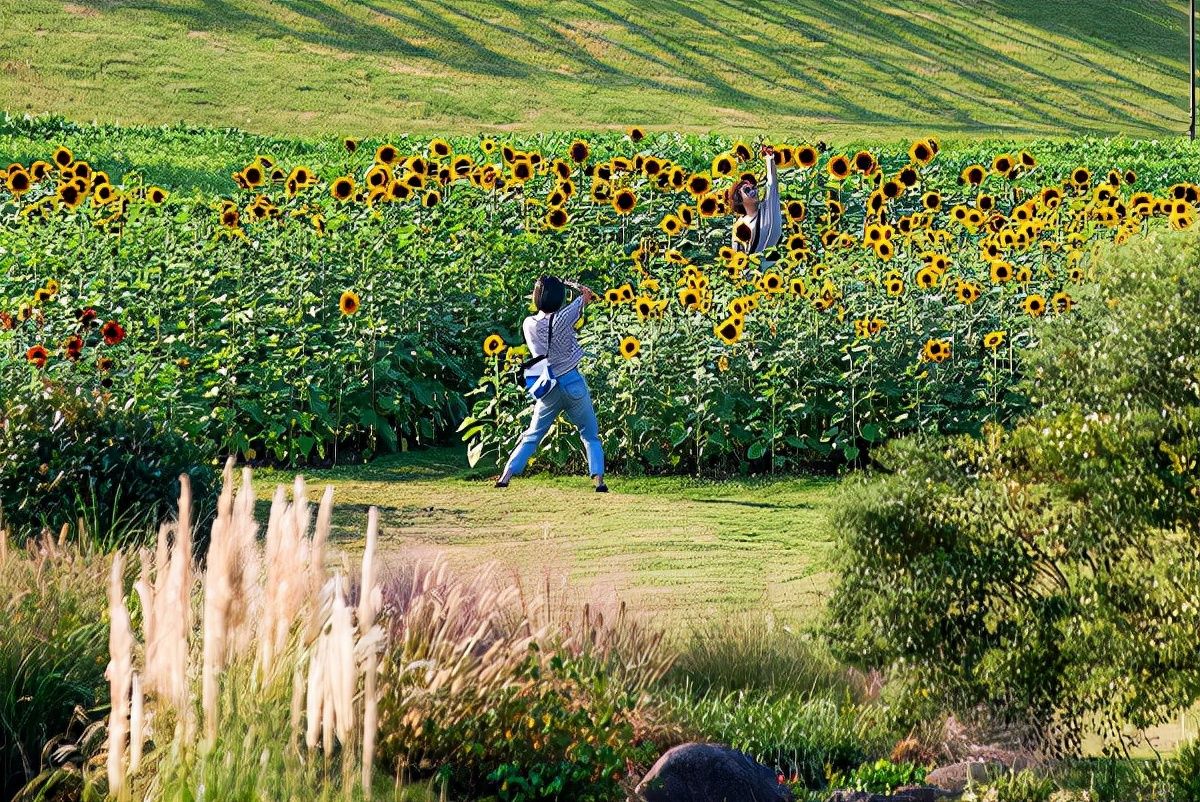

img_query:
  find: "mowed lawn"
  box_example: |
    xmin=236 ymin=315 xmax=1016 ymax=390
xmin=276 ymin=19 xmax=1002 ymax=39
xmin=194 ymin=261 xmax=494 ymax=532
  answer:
xmin=3 ymin=0 xmax=1189 ymax=139
xmin=256 ymin=448 xmax=840 ymax=627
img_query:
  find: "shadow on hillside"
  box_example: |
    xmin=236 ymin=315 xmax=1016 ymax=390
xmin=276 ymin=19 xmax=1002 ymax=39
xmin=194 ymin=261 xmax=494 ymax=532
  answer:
xmin=76 ymin=0 xmax=1186 ymax=133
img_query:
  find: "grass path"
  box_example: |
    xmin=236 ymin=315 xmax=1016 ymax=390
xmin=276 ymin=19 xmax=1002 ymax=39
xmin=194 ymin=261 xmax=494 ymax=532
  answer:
xmin=255 ymin=448 xmax=840 ymax=628
xmin=4 ymin=1 xmax=1189 ymax=138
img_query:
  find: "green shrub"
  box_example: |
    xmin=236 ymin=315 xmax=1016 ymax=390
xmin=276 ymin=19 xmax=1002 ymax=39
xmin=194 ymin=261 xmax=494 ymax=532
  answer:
xmin=0 ymin=536 xmax=113 ymax=801
xmin=1056 ymin=758 xmax=1163 ymax=802
xmin=376 ymin=562 xmax=665 ymax=801
xmin=485 ymin=651 xmax=657 ymax=801
xmin=660 ymin=688 xmax=884 ymax=789
xmin=832 ymin=758 xmax=927 ymax=795
xmin=963 ymin=770 xmax=1056 ymax=802
xmin=828 ymin=230 xmax=1200 ymax=753
xmin=381 ymin=645 xmax=656 ymax=801
xmin=0 ymin=384 xmax=216 ymax=546
xmin=1165 ymin=739 xmax=1200 ymax=802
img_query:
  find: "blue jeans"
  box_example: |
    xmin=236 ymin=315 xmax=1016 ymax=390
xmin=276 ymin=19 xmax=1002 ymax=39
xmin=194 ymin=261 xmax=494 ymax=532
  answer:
xmin=503 ymin=370 xmax=604 ymax=477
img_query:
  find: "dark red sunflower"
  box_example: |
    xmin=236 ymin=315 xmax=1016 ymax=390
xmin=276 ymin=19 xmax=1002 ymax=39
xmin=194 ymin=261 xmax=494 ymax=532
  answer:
xmin=26 ymin=344 xmax=49 ymax=368
xmin=101 ymin=320 xmax=126 ymax=346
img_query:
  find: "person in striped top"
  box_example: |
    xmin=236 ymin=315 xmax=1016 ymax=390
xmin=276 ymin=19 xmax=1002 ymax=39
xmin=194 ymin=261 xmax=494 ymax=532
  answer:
xmin=496 ymin=275 xmax=607 ymax=492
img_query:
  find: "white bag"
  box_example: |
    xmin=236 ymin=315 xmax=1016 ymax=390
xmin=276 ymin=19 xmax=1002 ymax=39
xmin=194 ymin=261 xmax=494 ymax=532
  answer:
xmin=520 ymin=312 xmax=558 ymax=400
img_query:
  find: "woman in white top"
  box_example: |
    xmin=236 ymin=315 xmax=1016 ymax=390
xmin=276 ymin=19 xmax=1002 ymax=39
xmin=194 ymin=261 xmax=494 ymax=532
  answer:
xmin=496 ymin=275 xmax=607 ymax=492
xmin=726 ymin=144 xmax=782 ymax=260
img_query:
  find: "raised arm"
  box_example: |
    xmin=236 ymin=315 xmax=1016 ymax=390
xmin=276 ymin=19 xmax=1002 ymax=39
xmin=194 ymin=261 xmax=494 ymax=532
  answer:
xmin=762 ymin=144 xmax=779 ymax=196
xmin=564 ymin=280 xmax=597 ymax=307
xmin=759 ymin=145 xmax=783 ymax=252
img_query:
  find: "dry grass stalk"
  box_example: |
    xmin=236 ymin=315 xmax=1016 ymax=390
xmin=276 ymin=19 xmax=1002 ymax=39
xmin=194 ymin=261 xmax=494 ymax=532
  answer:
xmin=201 ymin=461 xmax=262 ymax=743
xmin=360 ymin=508 xmax=381 ymax=794
xmin=105 ymin=552 xmax=132 ymax=797
xmin=128 ymin=673 xmax=145 ymax=775
xmin=134 ymin=474 xmax=194 ymax=725
xmin=258 ymin=477 xmax=319 ymax=678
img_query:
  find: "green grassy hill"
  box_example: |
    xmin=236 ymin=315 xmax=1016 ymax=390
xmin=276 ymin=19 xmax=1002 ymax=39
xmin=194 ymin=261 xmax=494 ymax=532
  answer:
xmin=2 ymin=0 xmax=1190 ymax=139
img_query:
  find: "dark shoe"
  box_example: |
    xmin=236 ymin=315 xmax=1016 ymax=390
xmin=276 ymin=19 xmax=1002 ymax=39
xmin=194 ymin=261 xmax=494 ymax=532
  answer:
xmin=595 ymin=483 xmax=608 ymax=493
xmin=495 ymin=478 xmax=509 ymax=488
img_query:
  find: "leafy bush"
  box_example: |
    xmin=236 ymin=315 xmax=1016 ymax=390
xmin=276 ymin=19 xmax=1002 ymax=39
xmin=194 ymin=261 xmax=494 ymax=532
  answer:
xmin=660 ymin=688 xmax=884 ymax=789
xmin=0 ymin=384 xmax=215 ymax=546
xmin=832 ymin=758 xmax=927 ymax=794
xmin=1165 ymin=739 xmax=1200 ymax=802
xmin=376 ymin=560 xmax=667 ymax=800
xmin=0 ymin=535 xmax=112 ymax=801
xmin=1054 ymin=758 xmax=1161 ymax=802
xmin=962 ymin=770 xmax=1056 ymax=802
xmin=828 ymin=229 xmax=1200 ymax=753
xmin=481 ymin=651 xmax=657 ymax=801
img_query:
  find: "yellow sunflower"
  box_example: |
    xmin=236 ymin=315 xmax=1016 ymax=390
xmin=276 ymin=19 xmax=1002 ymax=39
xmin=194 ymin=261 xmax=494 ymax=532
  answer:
xmin=827 ymin=155 xmax=851 ymax=180
xmin=922 ymin=338 xmax=951 ymax=363
xmin=915 ymin=266 xmax=942 ymax=289
xmin=568 ymin=139 xmax=590 ymax=163
xmin=983 ymin=330 xmax=1006 ymax=350
xmin=989 ymin=260 xmax=1014 ymax=284
xmin=714 ymin=316 xmax=743 ymax=345
xmin=483 ymin=334 xmax=506 ymax=356
xmin=612 ymin=188 xmax=637 ymax=215
xmin=659 ymin=213 xmax=683 ymax=236
xmin=1023 ymin=293 xmax=1046 ymax=317
xmin=955 ymin=281 xmax=981 ymax=305
xmin=5 ymin=168 xmax=31 ymax=196
xmin=376 ymin=144 xmax=399 ymax=165
xmin=331 ymin=176 xmax=355 ymax=202
xmin=339 ymin=290 xmax=361 ymax=316
xmin=619 ymin=336 xmax=641 ymax=359
xmin=759 ymin=271 xmax=785 ymax=293
xmin=909 ymin=140 xmax=934 ymax=164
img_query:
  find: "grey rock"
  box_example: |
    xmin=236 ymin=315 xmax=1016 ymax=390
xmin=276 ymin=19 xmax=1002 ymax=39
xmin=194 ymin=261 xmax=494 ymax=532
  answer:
xmin=634 ymin=742 xmax=793 ymax=802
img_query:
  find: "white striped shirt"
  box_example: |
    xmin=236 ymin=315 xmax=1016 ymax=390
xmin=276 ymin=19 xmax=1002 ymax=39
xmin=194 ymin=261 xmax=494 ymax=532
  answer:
xmin=523 ymin=296 xmax=585 ymax=377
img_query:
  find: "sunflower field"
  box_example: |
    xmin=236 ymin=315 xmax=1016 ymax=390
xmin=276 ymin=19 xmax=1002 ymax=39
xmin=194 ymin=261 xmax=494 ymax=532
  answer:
xmin=1 ymin=116 xmax=1197 ymax=472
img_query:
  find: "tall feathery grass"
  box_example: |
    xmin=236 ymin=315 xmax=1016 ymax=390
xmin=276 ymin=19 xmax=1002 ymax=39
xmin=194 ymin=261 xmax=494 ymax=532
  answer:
xmin=95 ymin=460 xmax=388 ymax=802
